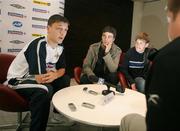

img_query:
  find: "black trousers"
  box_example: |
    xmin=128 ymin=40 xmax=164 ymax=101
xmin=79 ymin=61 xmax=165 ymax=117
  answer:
xmin=80 ymin=72 xmax=119 ymax=85
xmin=15 ymin=75 xmax=70 ymax=131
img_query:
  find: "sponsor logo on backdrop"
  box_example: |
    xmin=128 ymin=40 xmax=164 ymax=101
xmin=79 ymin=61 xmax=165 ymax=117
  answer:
xmin=32 ymin=24 xmax=47 ymax=29
xmin=10 ymin=4 xmax=25 ymax=9
xmin=12 ymin=21 xmax=23 ymax=28
xmin=8 ymin=30 xmax=26 ymax=35
xmin=32 ymin=8 xmax=49 ymax=14
xmin=8 ymin=12 xmax=27 ymax=18
xmin=59 ymin=12 xmax=63 ymax=16
xmin=8 ymin=48 xmax=22 ymax=52
xmin=32 ymin=17 xmax=48 ymax=22
xmin=59 ymin=1 xmax=64 ymax=4
xmin=32 ymin=33 xmax=45 ymax=37
xmin=10 ymin=40 xmax=24 ymax=44
xmin=33 ymin=0 xmax=51 ymax=6
xmin=59 ymin=7 xmax=64 ymax=10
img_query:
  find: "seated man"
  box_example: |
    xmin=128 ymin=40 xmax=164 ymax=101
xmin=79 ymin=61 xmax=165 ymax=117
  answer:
xmin=119 ymin=32 xmax=157 ymax=93
xmin=6 ymin=14 xmax=71 ymax=131
xmin=80 ymin=26 xmax=122 ymax=85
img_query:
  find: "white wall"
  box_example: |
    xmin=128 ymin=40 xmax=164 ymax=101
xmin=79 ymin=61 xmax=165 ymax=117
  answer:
xmin=142 ymin=0 xmax=168 ymax=49
xmin=132 ymin=0 xmax=169 ymax=49
xmin=131 ymin=1 xmax=144 ymax=47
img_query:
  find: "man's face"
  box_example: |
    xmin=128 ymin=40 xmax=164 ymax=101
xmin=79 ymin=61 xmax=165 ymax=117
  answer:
xmin=167 ymin=8 xmax=180 ymax=41
xmin=47 ymin=22 xmax=68 ymax=44
xmin=101 ymin=32 xmax=115 ymax=47
xmin=134 ymin=39 xmax=148 ymax=53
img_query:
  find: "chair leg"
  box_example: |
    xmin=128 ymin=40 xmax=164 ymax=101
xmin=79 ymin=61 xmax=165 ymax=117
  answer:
xmin=0 ymin=112 xmax=23 ymax=130
xmin=0 ymin=122 xmax=17 ymax=129
xmin=0 ymin=112 xmax=30 ymax=131
xmin=16 ymin=112 xmax=22 ymax=131
xmin=17 ymin=112 xmax=30 ymax=131
xmin=0 ymin=111 xmax=64 ymax=130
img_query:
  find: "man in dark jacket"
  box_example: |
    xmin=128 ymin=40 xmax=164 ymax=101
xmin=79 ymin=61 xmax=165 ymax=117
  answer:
xmin=145 ymin=0 xmax=180 ymax=130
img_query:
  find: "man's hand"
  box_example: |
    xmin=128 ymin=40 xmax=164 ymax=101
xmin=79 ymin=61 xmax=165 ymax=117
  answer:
xmin=35 ymin=74 xmax=46 ymax=84
xmin=35 ymin=71 xmax=58 ymax=84
xmin=105 ymin=43 xmax=112 ymax=54
xmin=42 ymin=71 xmax=58 ymax=83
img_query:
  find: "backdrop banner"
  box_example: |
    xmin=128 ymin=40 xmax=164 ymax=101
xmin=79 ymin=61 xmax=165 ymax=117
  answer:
xmin=0 ymin=0 xmax=64 ymax=54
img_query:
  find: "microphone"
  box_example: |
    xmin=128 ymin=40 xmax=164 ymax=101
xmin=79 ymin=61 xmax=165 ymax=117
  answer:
xmin=88 ymin=75 xmax=125 ymax=94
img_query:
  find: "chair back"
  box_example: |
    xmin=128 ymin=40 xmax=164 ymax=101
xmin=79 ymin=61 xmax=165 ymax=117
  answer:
xmin=118 ymin=52 xmax=129 ymax=89
xmin=74 ymin=67 xmax=82 ymax=84
xmin=0 ymin=53 xmax=29 ymax=112
xmin=0 ymin=53 xmax=15 ymax=83
xmin=119 ymin=52 xmax=125 ymax=65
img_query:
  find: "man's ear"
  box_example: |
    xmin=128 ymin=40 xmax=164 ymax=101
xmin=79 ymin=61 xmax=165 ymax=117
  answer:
xmin=47 ymin=25 xmax=50 ymax=33
xmin=112 ymin=37 xmax=115 ymax=42
xmin=145 ymin=43 xmax=149 ymax=48
xmin=167 ymin=11 xmax=174 ymax=23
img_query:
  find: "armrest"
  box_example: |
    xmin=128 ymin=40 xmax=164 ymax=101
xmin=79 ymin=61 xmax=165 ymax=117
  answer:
xmin=74 ymin=67 xmax=82 ymax=84
xmin=118 ymin=72 xmax=129 ymax=89
xmin=0 ymin=84 xmax=28 ymax=112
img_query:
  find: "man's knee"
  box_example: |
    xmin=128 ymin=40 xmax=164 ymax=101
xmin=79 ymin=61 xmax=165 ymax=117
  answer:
xmin=107 ymin=72 xmax=119 ymax=85
xmin=120 ymin=113 xmax=146 ymax=131
xmin=51 ymin=75 xmax=70 ymax=92
xmin=135 ymin=77 xmax=145 ymax=93
xmin=37 ymin=89 xmax=51 ymax=102
xmin=61 ymin=74 xmax=70 ymax=87
xmin=80 ymin=74 xmax=92 ymax=84
xmin=29 ymin=89 xmax=51 ymax=109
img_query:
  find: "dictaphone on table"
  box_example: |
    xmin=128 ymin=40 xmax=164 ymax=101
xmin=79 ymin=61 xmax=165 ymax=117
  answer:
xmin=81 ymin=102 xmax=95 ymax=109
xmin=68 ymin=103 xmax=76 ymax=112
xmin=83 ymin=87 xmax=98 ymax=95
xmin=88 ymin=90 xmax=98 ymax=95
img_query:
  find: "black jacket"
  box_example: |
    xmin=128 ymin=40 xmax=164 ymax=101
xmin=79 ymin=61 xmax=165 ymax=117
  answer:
xmin=145 ymin=37 xmax=180 ymax=131
xmin=24 ymin=37 xmax=66 ymax=75
xmin=119 ymin=47 xmax=152 ymax=85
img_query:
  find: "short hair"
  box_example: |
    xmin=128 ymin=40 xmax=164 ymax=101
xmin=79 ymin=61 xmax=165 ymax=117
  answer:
xmin=102 ymin=26 xmax=117 ymax=38
xmin=48 ymin=14 xmax=70 ymax=26
xmin=135 ymin=32 xmax=150 ymax=43
xmin=168 ymin=0 xmax=180 ymax=19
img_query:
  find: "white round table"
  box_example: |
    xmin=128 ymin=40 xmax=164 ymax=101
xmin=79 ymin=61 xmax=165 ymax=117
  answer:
xmin=52 ymin=84 xmax=146 ymax=127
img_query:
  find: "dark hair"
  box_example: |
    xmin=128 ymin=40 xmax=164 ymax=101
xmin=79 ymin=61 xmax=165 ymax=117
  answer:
xmin=102 ymin=26 xmax=117 ymax=38
xmin=168 ymin=0 xmax=180 ymax=19
xmin=135 ymin=32 xmax=150 ymax=43
xmin=48 ymin=14 xmax=70 ymax=26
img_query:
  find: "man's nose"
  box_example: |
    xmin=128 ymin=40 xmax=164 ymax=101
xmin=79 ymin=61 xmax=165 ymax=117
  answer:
xmin=60 ymin=30 xmax=65 ymax=36
xmin=104 ymin=37 xmax=108 ymax=41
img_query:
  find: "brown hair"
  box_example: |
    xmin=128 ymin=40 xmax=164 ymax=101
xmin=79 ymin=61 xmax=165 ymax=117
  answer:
xmin=102 ymin=26 xmax=117 ymax=39
xmin=168 ymin=0 xmax=180 ymax=19
xmin=48 ymin=14 xmax=70 ymax=26
xmin=135 ymin=32 xmax=150 ymax=43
